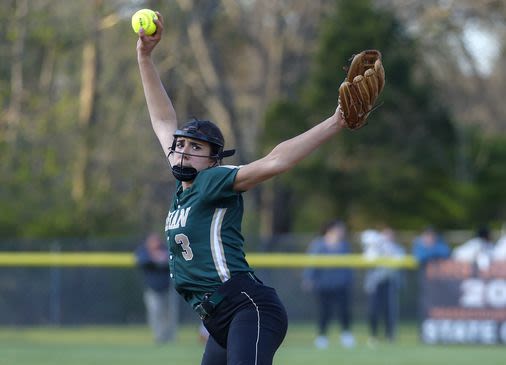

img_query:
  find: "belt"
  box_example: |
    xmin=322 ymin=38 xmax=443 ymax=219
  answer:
xmin=195 ymin=290 xmax=225 ymax=321
xmin=194 ymin=273 xmax=260 ymax=321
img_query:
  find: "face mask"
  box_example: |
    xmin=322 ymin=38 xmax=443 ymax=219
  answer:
xmin=168 ymin=135 xmax=234 ymax=182
xmin=168 ymin=151 xmax=200 ymax=182
xmin=171 ymin=164 xmax=199 ymax=182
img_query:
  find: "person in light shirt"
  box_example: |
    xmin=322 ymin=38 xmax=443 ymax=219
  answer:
xmin=361 ymin=228 xmax=405 ymax=345
xmin=452 ymin=226 xmax=495 ymax=270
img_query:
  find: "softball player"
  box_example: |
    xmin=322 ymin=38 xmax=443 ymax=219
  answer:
xmin=136 ymin=12 xmax=346 ymax=365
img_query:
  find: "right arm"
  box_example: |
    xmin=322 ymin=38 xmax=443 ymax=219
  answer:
xmin=136 ymin=12 xmax=177 ymax=155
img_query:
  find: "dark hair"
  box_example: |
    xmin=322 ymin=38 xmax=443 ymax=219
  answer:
xmin=172 ymin=118 xmax=235 ymax=160
xmin=477 ymin=226 xmax=490 ymax=240
xmin=423 ymin=226 xmax=436 ymax=234
xmin=320 ymin=219 xmax=345 ymax=235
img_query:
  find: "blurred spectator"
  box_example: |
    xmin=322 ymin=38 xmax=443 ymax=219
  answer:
xmin=452 ymin=226 xmax=494 ymax=270
xmin=302 ymin=220 xmax=355 ymax=349
xmin=412 ymin=227 xmax=450 ymax=266
xmin=493 ymin=224 xmax=506 ymax=261
xmin=361 ymin=228 xmax=405 ymax=345
xmin=135 ymin=232 xmax=173 ymax=344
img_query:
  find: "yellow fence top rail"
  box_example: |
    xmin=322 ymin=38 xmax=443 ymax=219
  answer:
xmin=0 ymin=252 xmax=418 ymax=269
xmin=0 ymin=252 xmax=135 ymax=267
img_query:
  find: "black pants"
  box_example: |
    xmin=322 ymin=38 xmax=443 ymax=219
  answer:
xmin=201 ymin=274 xmax=288 ymax=365
xmin=368 ymin=279 xmax=398 ymax=340
xmin=316 ymin=286 xmax=352 ymax=336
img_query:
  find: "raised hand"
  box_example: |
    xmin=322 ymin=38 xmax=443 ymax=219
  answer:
xmin=136 ymin=11 xmax=164 ymax=58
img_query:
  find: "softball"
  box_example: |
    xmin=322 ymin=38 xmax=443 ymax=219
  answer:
xmin=131 ymin=9 xmax=158 ymax=35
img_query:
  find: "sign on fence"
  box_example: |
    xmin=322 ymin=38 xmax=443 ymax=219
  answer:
xmin=421 ymin=259 xmax=506 ymax=345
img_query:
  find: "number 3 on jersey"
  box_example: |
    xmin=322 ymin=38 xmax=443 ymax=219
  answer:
xmin=175 ymin=233 xmax=194 ymax=261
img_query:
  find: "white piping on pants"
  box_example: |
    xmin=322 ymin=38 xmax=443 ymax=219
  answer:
xmin=241 ymin=291 xmax=260 ymax=365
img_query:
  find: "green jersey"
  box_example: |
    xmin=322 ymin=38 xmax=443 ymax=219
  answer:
xmin=165 ymin=165 xmax=253 ymax=309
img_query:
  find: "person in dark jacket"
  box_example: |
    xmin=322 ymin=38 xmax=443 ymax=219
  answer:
xmin=302 ymin=220 xmax=355 ymax=349
xmin=412 ymin=227 xmax=450 ymax=266
xmin=135 ymin=232 xmax=172 ymax=343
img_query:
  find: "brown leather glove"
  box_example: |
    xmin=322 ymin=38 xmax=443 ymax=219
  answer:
xmin=338 ymin=50 xmax=385 ymax=129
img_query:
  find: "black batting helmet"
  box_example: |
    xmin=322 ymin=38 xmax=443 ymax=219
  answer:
xmin=171 ymin=118 xmax=235 ymax=160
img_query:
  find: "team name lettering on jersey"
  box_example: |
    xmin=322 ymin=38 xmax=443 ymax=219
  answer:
xmin=166 ymin=207 xmax=192 ymax=230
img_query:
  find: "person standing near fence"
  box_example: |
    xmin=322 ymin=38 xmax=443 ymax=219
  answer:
xmin=411 ymin=226 xmax=451 ymax=325
xmin=302 ymin=220 xmax=355 ymax=349
xmin=135 ymin=232 xmax=173 ymax=344
xmin=411 ymin=227 xmax=450 ymax=266
xmin=135 ymin=12 xmax=357 ymax=365
xmin=361 ymin=228 xmax=404 ymax=346
xmin=493 ymin=224 xmax=506 ymax=260
xmin=452 ymin=226 xmax=495 ymax=270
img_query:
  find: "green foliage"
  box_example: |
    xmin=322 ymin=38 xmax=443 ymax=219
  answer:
xmin=1 ymin=0 xmax=505 ymax=239
xmin=307 ymin=0 xmax=401 ymax=114
xmin=262 ymin=100 xmax=310 ymax=154
xmin=464 ymin=132 xmax=506 ymax=226
xmin=0 ymin=0 xmax=174 ymax=239
xmin=262 ymin=0 xmax=464 ymax=231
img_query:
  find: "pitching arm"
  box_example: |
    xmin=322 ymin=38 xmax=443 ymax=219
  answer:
xmin=137 ymin=12 xmax=177 ymax=155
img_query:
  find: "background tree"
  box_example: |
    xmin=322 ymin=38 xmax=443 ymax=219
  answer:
xmin=262 ymin=0 xmax=459 ymax=241
xmin=0 ymin=0 xmax=504 ymax=241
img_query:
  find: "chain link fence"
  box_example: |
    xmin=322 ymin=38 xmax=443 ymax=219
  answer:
xmin=1 ymin=231 xmax=479 ymax=327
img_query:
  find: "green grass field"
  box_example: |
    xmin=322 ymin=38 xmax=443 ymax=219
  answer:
xmin=0 ymin=323 xmax=503 ymax=365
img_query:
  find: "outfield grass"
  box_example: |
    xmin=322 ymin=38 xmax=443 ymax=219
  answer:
xmin=0 ymin=323 xmax=503 ymax=365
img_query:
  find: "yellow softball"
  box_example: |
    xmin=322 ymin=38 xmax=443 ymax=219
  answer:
xmin=131 ymin=9 xmax=158 ymax=35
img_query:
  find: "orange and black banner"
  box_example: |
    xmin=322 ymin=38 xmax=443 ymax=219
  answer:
xmin=420 ymin=260 xmax=506 ymax=344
